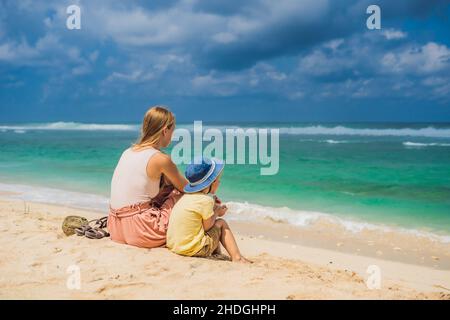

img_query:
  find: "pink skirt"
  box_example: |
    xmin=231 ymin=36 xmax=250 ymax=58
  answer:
xmin=107 ymin=189 xmax=182 ymax=248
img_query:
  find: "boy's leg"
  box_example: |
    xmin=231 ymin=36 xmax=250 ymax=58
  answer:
xmin=212 ymin=244 xmax=222 ymax=255
xmin=214 ymin=219 xmax=251 ymax=263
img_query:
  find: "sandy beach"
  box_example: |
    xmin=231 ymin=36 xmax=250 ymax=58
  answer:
xmin=0 ymin=197 xmax=449 ymax=300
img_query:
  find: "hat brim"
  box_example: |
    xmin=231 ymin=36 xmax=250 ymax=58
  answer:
xmin=183 ymin=159 xmax=224 ymax=193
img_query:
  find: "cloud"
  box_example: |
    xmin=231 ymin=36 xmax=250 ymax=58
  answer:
xmin=106 ymin=70 xmax=154 ymax=83
xmin=381 ymin=42 xmax=450 ymax=74
xmin=189 ymin=62 xmax=289 ymax=97
xmin=89 ymin=50 xmax=99 ymax=62
xmin=0 ymin=32 xmax=87 ymax=69
xmin=299 ymin=47 xmax=354 ymax=78
xmin=212 ymin=32 xmax=237 ymax=44
xmin=72 ymin=64 xmax=91 ymax=76
xmin=1 ymin=0 xmax=450 ymax=121
xmin=0 ymin=39 xmax=37 ymax=61
xmin=323 ymin=39 xmax=345 ymax=51
xmin=191 ymin=72 xmax=241 ymax=96
xmin=382 ymin=29 xmax=407 ymax=40
xmin=422 ymin=76 xmax=448 ymax=86
xmin=84 ymin=3 xmax=225 ymax=47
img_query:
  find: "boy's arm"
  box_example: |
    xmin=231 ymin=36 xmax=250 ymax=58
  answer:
xmin=202 ymin=212 xmax=218 ymax=231
xmin=202 ymin=204 xmax=228 ymax=231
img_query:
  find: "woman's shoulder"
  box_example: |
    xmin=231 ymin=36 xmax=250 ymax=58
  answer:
xmin=147 ymin=150 xmax=173 ymax=165
xmin=129 ymin=146 xmax=160 ymax=154
xmin=126 ymin=146 xmax=162 ymax=161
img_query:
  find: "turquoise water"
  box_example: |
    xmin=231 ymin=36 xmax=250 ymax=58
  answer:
xmin=1 ymin=122 xmax=450 ymax=236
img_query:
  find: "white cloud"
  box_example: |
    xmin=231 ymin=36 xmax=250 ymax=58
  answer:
xmin=433 ymin=83 xmax=450 ymax=97
xmin=382 ymin=29 xmax=407 ymax=40
xmin=299 ymin=49 xmax=354 ymax=76
xmin=0 ymin=33 xmax=74 ymax=63
xmin=422 ymin=76 xmax=448 ymax=86
xmin=212 ymin=32 xmax=237 ymax=44
xmin=266 ymin=70 xmax=287 ymax=81
xmin=191 ymin=72 xmax=242 ymax=96
xmin=89 ymin=51 xmax=99 ymax=62
xmin=189 ymin=62 xmax=291 ymax=97
xmin=152 ymin=53 xmax=188 ymax=72
xmin=288 ymin=91 xmax=304 ymax=100
xmin=1 ymin=0 xmax=449 ymax=105
xmin=0 ymin=39 xmax=37 ymax=61
xmin=86 ymin=5 xmax=225 ymax=47
xmin=106 ymin=70 xmax=154 ymax=83
xmin=324 ymin=38 xmax=344 ymax=51
xmin=43 ymin=17 xmax=52 ymax=28
xmin=80 ymin=0 xmax=329 ymax=52
xmin=72 ymin=64 xmax=91 ymax=76
xmin=381 ymin=42 xmax=450 ymax=74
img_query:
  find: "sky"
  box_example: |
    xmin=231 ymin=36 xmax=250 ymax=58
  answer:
xmin=0 ymin=0 xmax=450 ymax=123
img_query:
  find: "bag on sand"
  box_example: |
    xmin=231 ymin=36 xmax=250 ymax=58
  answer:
xmin=62 ymin=215 xmax=89 ymax=236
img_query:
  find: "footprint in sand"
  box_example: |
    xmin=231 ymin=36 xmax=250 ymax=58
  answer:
xmin=189 ymin=261 xmax=202 ymax=269
xmin=95 ymin=282 xmax=149 ymax=295
xmin=53 ymin=247 xmax=62 ymax=253
xmin=30 ymin=261 xmax=42 ymax=267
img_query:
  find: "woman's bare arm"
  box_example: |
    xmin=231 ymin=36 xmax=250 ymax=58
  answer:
xmin=147 ymin=152 xmax=188 ymax=192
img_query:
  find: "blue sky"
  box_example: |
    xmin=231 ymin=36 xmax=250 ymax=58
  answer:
xmin=1 ymin=0 xmax=449 ymax=123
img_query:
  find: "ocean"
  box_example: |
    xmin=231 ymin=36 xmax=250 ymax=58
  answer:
xmin=1 ymin=122 xmax=450 ymax=242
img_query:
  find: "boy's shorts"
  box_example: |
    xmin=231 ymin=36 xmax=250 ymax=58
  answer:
xmin=193 ymin=225 xmax=221 ymax=257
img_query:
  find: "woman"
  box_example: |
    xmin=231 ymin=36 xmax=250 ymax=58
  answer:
xmin=107 ymin=105 xmax=188 ymax=248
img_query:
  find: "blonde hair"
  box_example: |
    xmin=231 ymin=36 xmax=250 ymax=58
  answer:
xmin=132 ymin=105 xmax=175 ymax=150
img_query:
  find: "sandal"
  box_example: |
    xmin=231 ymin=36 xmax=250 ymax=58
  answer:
xmin=85 ymin=228 xmax=110 ymax=239
xmin=94 ymin=216 xmax=108 ymax=229
xmin=75 ymin=224 xmax=92 ymax=236
xmin=75 ymin=217 xmax=108 ymax=237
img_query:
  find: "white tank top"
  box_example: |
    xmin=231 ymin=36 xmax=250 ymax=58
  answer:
xmin=110 ymin=147 xmax=161 ymax=209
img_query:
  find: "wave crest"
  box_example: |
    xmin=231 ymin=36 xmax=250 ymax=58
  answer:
xmin=403 ymin=141 xmax=450 ymax=147
xmin=226 ymin=201 xmax=450 ymax=243
xmin=0 ymin=122 xmax=138 ymax=131
xmin=279 ymin=126 xmax=450 ymax=138
xmin=2 ymin=123 xmax=450 ymax=138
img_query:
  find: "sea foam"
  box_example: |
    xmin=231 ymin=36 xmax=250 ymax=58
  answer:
xmin=324 ymin=139 xmax=350 ymax=144
xmin=0 ymin=182 xmax=109 ymax=212
xmin=226 ymin=201 xmax=450 ymax=243
xmin=1 ymin=182 xmax=449 ymax=243
xmin=0 ymin=122 xmax=138 ymax=131
xmin=278 ymin=126 xmax=450 ymax=138
xmin=2 ymin=123 xmax=450 ymax=138
xmin=403 ymin=141 xmax=450 ymax=147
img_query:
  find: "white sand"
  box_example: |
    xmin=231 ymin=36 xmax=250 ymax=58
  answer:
xmin=0 ymin=199 xmax=449 ymax=299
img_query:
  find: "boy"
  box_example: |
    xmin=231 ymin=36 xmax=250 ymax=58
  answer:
xmin=166 ymin=157 xmax=251 ymax=263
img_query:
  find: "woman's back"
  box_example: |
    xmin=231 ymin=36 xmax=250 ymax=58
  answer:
xmin=110 ymin=147 xmax=160 ymax=209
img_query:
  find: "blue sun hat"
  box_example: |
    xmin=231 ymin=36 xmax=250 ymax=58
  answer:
xmin=184 ymin=157 xmax=225 ymax=193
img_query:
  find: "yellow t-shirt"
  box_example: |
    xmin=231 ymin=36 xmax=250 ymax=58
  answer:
xmin=166 ymin=193 xmax=215 ymax=256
